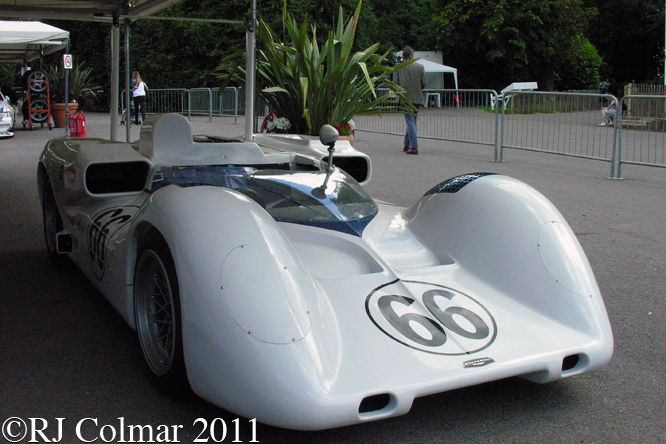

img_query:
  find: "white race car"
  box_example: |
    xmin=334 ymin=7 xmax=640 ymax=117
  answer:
xmin=0 ymin=92 xmax=15 ymax=138
xmin=38 ymin=113 xmax=613 ymax=431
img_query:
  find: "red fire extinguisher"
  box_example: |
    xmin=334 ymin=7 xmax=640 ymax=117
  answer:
xmin=69 ymin=113 xmax=78 ymax=137
xmin=76 ymin=112 xmax=86 ymax=137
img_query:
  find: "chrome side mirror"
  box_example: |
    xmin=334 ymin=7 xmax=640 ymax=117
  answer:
xmin=319 ymin=124 xmax=339 ymax=172
xmin=319 ymin=124 xmax=339 ymax=146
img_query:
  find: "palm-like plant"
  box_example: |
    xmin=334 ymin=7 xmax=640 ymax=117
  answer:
xmin=47 ymin=62 xmax=99 ymax=109
xmin=214 ymin=0 xmax=414 ymax=135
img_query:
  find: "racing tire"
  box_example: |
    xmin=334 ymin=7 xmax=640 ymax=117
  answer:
xmin=134 ymin=230 xmax=192 ymax=398
xmin=42 ymin=177 xmax=69 ymax=266
xmin=21 ymin=69 xmax=49 ymax=93
xmin=25 ymin=97 xmax=50 ymax=124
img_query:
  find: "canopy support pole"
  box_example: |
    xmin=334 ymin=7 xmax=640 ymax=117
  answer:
xmin=110 ymin=25 xmax=120 ymax=140
xmin=244 ymin=0 xmax=257 ymax=141
xmin=124 ymin=18 xmax=131 ymax=142
xmin=64 ymin=39 xmax=70 ymax=137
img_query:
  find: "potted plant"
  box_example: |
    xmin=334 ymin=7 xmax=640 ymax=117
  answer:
xmin=47 ymin=62 xmax=99 ymax=128
xmin=265 ymin=116 xmax=291 ymax=133
xmin=333 ymin=120 xmax=355 ymax=145
xmin=214 ymin=0 xmax=415 ymax=136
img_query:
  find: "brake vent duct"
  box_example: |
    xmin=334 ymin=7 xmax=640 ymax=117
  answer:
xmin=359 ymin=394 xmax=392 ymax=414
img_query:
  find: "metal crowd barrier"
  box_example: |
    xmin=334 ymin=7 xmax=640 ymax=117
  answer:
xmin=355 ymin=89 xmax=666 ymax=179
xmin=121 ymin=87 xmax=242 ymax=123
xmin=616 ymin=94 xmax=666 ymax=178
xmin=213 ymin=87 xmax=242 ymax=124
xmin=357 ymin=89 xmax=500 ymax=154
xmin=189 ymin=88 xmax=213 ymax=121
xmin=118 ymin=87 xmax=665 ymax=179
xmin=498 ymin=91 xmax=617 ymax=164
xmin=121 ymin=88 xmax=190 ymax=119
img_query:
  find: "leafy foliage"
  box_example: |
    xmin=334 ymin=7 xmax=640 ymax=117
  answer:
xmin=372 ymin=0 xmax=437 ymax=52
xmin=46 ymin=62 xmax=100 ymax=109
xmin=16 ymin=0 xmax=662 ymax=111
xmin=214 ymin=0 xmax=412 ymax=135
xmin=0 ymin=63 xmax=21 ymax=88
xmin=426 ymin=0 xmax=598 ymax=90
xmin=586 ymin=0 xmax=663 ymax=83
xmin=553 ymin=35 xmax=603 ymax=90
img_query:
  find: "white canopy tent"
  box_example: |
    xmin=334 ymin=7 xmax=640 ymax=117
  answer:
xmin=0 ymin=0 xmax=190 ymax=141
xmin=415 ymin=58 xmax=459 ymax=91
xmin=0 ymin=21 xmax=69 ymax=63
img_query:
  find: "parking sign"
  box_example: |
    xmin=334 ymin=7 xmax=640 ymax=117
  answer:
xmin=63 ymin=54 xmax=73 ymax=69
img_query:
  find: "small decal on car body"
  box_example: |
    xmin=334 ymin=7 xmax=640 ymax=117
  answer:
xmin=88 ymin=206 xmax=138 ymax=280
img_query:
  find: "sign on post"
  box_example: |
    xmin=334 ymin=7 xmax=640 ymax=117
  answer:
xmin=63 ymin=54 xmax=73 ymax=69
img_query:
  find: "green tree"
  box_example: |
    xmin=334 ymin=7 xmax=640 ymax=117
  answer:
xmin=372 ymin=0 xmax=436 ymax=52
xmin=426 ymin=0 xmax=597 ymax=91
xmin=586 ymin=0 xmax=663 ymax=84
xmin=23 ymin=0 xmax=663 ymax=109
xmin=0 ymin=63 xmax=20 ymax=88
xmin=553 ymin=35 xmax=603 ymax=90
xmin=130 ymin=0 xmax=247 ymax=88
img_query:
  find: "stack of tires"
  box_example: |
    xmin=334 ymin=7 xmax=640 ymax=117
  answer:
xmin=21 ymin=69 xmax=51 ymax=128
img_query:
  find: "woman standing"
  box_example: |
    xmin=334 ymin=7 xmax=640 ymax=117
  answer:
xmin=131 ymin=71 xmax=148 ymax=125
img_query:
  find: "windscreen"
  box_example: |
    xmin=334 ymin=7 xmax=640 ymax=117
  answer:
xmin=150 ymin=166 xmax=378 ymax=236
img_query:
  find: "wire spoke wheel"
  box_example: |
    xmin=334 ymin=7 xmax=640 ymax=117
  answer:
xmin=134 ymin=231 xmax=190 ymax=397
xmin=135 ymin=249 xmax=177 ymax=376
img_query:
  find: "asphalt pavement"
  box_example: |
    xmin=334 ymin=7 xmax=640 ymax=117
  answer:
xmin=1 ymin=113 xmax=664 ymax=443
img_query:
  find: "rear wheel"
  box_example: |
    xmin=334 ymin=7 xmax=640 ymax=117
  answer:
xmin=134 ymin=230 xmax=191 ymax=397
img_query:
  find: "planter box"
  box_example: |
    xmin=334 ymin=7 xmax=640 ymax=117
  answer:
xmin=52 ymin=102 xmax=78 ymax=128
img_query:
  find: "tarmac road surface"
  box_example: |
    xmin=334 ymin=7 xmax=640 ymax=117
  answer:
xmin=1 ymin=113 xmax=664 ymax=443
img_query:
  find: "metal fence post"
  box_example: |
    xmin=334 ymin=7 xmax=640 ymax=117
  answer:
xmin=208 ymin=88 xmax=213 ymax=122
xmin=610 ymin=96 xmax=621 ymax=179
xmin=498 ymin=93 xmax=506 ymax=162
xmin=234 ymin=87 xmax=238 ymax=125
xmin=493 ymin=91 xmax=500 ymax=162
xmin=186 ymin=89 xmax=191 ymax=120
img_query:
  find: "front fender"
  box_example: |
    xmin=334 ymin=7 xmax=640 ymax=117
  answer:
xmin=135 ymin=184 xmax=318 ymax=342
xmin=134 ymin=185 xmax=343 ymax=425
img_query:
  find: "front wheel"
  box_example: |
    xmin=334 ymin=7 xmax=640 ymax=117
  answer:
xmin=134 ymin=230 xmax=191 ymax=397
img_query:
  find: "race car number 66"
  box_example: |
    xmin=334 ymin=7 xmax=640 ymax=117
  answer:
xmin=365 ymin=281 xmax=497 ymax=355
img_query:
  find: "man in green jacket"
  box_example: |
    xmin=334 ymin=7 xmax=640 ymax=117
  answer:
xmin=395 ymin=46 xmax=426 ymax=155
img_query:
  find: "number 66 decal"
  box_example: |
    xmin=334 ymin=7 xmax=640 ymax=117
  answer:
xmin=365 ymin=281 xmax=497 ymax=355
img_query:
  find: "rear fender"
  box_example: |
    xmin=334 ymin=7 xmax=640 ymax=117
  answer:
xmin=404 ymin=174 xmax=613 ymax=361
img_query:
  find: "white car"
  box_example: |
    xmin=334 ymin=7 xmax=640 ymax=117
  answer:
xmin=0 ymin=92 xmax=15 ymax=138
xmin=38 ymin=113 xmax=613 ymax=430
